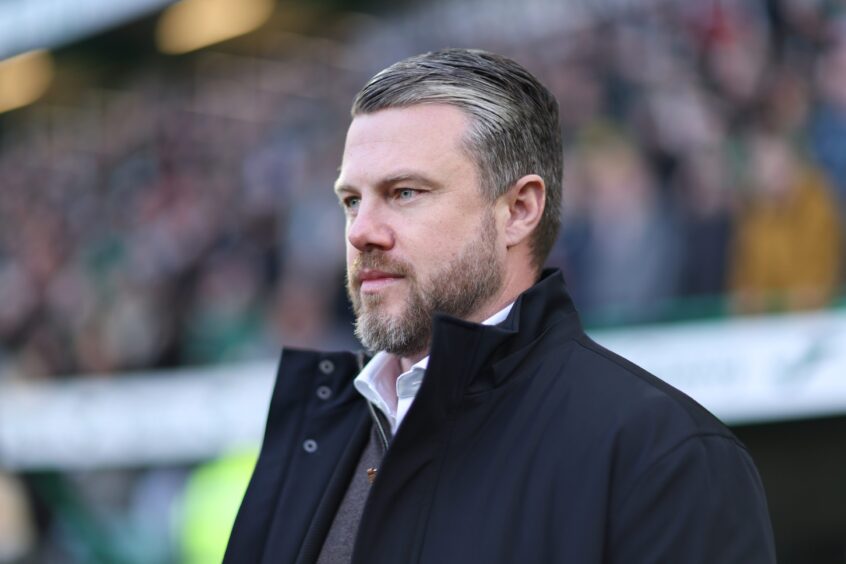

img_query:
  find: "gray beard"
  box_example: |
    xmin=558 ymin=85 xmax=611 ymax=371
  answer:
xmin=347 ymin=212 xmax=503 ymax=358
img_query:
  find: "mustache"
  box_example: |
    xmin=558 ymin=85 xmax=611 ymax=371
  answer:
xmin=349 ymin=253 xmax=413 ymax=284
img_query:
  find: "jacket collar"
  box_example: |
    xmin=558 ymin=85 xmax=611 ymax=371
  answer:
xmin=393 ymin=269 xmax=583 ymax=440
xmin=432 ymin=268 xmax=580 ymax=371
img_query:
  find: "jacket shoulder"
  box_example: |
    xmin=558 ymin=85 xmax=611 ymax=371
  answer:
xmin=561 ymin=335 xmax=774 ymax=557
xmin=566 ymin=333 xmax=739 ymax=441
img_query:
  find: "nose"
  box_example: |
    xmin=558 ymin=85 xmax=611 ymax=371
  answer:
xmin=347 ymin=200 xmax=395 ymax=252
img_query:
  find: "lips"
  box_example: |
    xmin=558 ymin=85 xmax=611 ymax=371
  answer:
xmin=358 ymin=269 xmax=402 ymax=281
xmin=357 ymin=269 xmax=404 ymax=292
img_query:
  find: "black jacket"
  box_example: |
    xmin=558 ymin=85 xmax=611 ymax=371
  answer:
xmin=225 ymin=270 xmax=776 ymax=563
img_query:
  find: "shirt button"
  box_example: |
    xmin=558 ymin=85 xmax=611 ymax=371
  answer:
xmin=316 ymin=385 xmax=332 ymax=400
xmin=303 ymin=439 xmax=318 ymax=454
xmin=318 ymin=360 xmax=334 ymax=375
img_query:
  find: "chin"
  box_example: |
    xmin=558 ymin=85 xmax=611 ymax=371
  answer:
xmin=364 ymin=301 xmax=407 ymax=321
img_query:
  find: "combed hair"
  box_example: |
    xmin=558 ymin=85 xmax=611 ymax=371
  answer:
xmin=352 ymin=48 xmax=563 ymax=271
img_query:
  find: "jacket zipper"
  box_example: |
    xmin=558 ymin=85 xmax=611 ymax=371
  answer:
xmin=367 ymin=400 xmax=390 ymax=453
xmin=356 ymin=349 xmax=391 ymax=453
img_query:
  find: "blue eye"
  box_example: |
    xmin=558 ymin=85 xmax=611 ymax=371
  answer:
xmin=343 ymin=196 xmax=360 ymax=210
xmin=397 ymin=188 xmax=416 ymax=200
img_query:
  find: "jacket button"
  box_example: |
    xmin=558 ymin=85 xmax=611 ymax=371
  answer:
xmin=318 ymin=360 xmax=334 ymax=374
xmin=316 ymin=385 xmax=332 ymax=400
xmin=303 ymin=439 xmax=318 ymax=454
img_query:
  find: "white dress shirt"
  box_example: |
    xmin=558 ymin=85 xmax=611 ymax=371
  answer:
xmin=353 ymin=303 xmax=514 ymax=434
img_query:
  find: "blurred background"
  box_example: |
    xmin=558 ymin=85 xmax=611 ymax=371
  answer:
xmin=1 ymin=0 xmax=845 ymax=561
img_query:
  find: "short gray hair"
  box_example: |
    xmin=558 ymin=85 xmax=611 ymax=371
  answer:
xmin=352 ymin=48 xmax=563 ymax=271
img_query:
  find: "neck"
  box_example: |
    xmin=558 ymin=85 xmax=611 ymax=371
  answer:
xmin=399 ymin=351 xmax=426 ymax=373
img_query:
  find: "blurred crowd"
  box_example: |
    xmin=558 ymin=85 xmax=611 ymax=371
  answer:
xmin=544 ymin=0 xmax=845 ymax=323
xmin=1 ymin=0 xmax=845 ymax=384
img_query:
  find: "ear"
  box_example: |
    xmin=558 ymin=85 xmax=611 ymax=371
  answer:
xmin=497 ymin=174 xmax=545 ymax=248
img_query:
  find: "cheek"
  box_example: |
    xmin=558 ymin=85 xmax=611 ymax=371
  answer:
xmin=345 ymin=245 xmax=360 ymax=272
xmin=412 ymin=235 xmax=462 ymax=272
xmin=430 ymin=216 xmax=482 ymax=250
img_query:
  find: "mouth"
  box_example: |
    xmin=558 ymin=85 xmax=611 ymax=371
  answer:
xmin=357 ymin=269 xmax=405 ymax=293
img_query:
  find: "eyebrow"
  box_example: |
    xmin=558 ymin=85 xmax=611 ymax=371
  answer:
xmin=334 ymin=171 xmax=443 ymax=195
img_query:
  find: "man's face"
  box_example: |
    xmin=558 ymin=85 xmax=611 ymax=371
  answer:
xmin=336 ymin=104 xmax=505 ymax=357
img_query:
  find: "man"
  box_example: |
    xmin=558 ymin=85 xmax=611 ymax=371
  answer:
xmin=225 ymin=49 xmax=776 ymax=563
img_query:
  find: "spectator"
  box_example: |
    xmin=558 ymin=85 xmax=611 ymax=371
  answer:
xmin=729 ymin=132 xmax=842 ymax=312
xmin=673 ymin=148 xmax=735 ymax=298
xmin=810 ymin=35 xmax=846 ymax=216
xmin=565 ymin=127 xmax=681 ymax=323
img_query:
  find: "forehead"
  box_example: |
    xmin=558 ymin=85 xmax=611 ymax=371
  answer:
xmin=338 ymin=104 xmax=476 ymax=189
